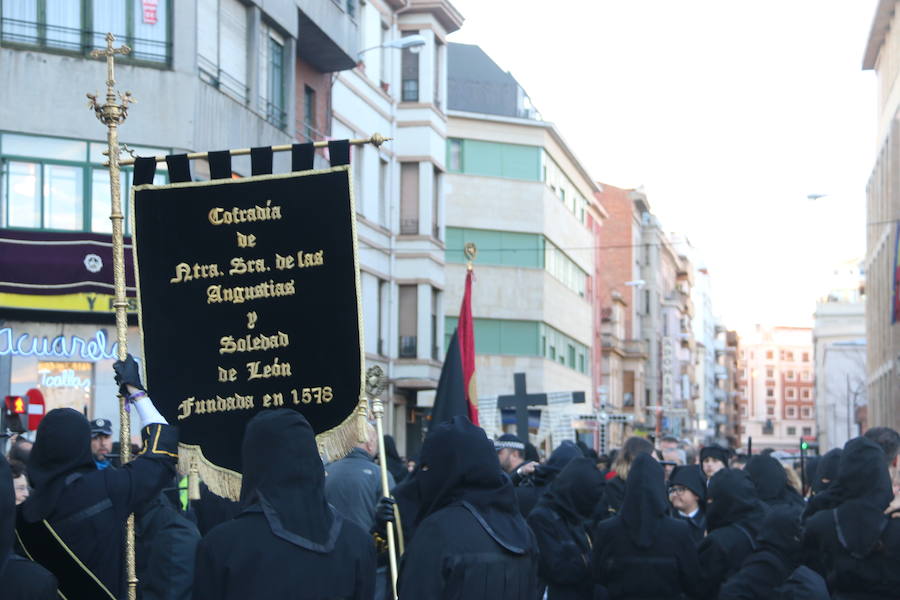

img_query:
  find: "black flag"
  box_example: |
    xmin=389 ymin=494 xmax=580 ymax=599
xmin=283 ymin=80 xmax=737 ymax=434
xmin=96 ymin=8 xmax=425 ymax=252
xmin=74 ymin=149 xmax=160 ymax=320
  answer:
xmin=430 ymin=329 xmax=467 ymax=427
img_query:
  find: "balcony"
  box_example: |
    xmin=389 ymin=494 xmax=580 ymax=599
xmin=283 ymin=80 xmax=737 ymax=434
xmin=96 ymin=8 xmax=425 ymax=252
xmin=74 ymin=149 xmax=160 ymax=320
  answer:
xmin=296 ymin=2 xmax=358 ymax=72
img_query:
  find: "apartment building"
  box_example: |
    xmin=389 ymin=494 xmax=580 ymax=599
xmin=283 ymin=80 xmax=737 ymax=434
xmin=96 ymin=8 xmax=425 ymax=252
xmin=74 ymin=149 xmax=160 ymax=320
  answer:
xmin=863 ymin=1 xmax=900 ymax=431
xmin=330 ymin=0 xmax=463 ymax=455
xmin=443 ymin=43 xmax=599 ymax=445
xmin=737 ymin=326 xmax=816 ymax=452
xmin=0 ymin=0 xmax=359 ymax=437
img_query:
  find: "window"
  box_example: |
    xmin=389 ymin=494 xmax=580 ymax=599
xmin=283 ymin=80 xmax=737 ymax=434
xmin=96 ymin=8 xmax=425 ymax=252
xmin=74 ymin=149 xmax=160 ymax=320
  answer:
xmin=801 ymin=407 xmax=812 ymax=419
xmin=766 ymin=367 xmax=774 ymax=379
xmin=801 ymin=389 xmax=811 ymax=400
xmin=400 ymin=163 xmax=419 ymax=234
xmin=786 ymin=406 xmax=797 ymax=418
xmin=802 ymin=371 xmax=812 ymax=381
xmin=787 ymin=426 xmax=797 ymax=436
xmin=302 ymin=86 xmax=317 ymax=142
xmin=767 ymin=406 xmax=775 ymax=416
xmin=447 ymin=139 xmax=462 ymax=171
xmin=401 ymin=31 xmax=419 ymax=102
xmin=1 ymin=0 xmax=170 ymax=63
xmin=766 ymin=350 xmax=773 ymax=360
xmin=432 ymin=168 xmax=440 ymax=239
xmin=1 ymin=133 xmax=168 ymax=232
xmin=567 ymin=344 xmax=576 ymax=368
xmin=378 ymin=158 xmax=389 ymax=227
xmin=786 ymin=370 xmax=795 ymax=380
xmin=431 ymin=288 xmax=439 ymax=360
xmin=741 ymin=405 xmax=748 ymax=417
xmin=803 ymin=427 xmax=812 ymax=436
xmin=377 ymin=279 xmax=387 ymax=356
xmin=786 ymin=388 xmax=796 ymax=399
xmin=259 ymin=25 xmax=286 ymax=129
xmin=198 ymin=0 xmax=249 ymax=102
xmin=346 ymin=0 xmax=357 ymax=19
xmin=398 ymin=285 xmax=417 ymax=358
xmin=545 ymin=239 xmax=588 ymax=296
xmin=433 ymin=38 xmax=442 ymax=109
xmin=802 ymin=352 xmax=810 ymax=362
xmin=447 ymin=139 xmax=542 ymax=181
xmin=766 ymin=388 xmax=774 ymax=398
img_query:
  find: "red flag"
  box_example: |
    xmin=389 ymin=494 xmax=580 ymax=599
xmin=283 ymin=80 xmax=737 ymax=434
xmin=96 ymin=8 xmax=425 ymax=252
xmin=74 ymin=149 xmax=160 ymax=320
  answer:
xmin=458 ymin=269 xmax=478 ymax=424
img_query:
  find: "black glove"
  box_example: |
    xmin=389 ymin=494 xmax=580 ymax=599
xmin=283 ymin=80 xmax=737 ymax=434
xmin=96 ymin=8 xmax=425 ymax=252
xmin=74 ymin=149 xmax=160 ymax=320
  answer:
xmin=113 ymin=354 xmax=145 ymax=395
xmin=371 ymin=496 xmax=396 ymax=537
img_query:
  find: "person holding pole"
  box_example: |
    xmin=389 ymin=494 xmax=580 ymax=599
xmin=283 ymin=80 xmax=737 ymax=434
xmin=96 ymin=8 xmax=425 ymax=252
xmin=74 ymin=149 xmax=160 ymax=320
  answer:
xmin=192 ymin=409 xmax=376 ymax=600
xmin=397 ymin=416 xmax=538 ymax=599
xmin=16 ymin=355 xmax=177 ymax=600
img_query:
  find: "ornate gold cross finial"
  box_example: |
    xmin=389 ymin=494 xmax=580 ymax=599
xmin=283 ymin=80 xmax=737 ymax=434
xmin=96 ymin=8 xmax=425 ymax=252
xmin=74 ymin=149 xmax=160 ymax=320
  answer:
xmin=87 ymin=33 xmax=135 ymax=126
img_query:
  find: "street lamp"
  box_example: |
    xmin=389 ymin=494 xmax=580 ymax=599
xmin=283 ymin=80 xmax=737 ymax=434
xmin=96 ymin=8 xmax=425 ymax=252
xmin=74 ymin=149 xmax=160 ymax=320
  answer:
xmin=357 ymin=34 xmax=426 ymax=60
xmin=625 ymin=280 xmax=646 ymax=287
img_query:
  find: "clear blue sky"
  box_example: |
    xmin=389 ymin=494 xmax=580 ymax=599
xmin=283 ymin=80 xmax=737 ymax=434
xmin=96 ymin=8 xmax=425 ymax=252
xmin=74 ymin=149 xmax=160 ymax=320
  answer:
xmin=448 ymin=0 xmax=877 ymax=331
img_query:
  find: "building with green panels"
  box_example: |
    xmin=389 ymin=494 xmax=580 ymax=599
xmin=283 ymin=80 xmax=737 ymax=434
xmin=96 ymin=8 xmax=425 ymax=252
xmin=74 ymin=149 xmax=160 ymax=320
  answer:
xmin=443 ymin=42 xmax=600 ymax=424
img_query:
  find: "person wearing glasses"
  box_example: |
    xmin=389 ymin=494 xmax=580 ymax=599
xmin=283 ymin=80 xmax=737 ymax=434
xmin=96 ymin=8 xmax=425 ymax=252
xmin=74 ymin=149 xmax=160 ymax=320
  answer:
xmin=667 ymin=464 xmax=707 ymax=543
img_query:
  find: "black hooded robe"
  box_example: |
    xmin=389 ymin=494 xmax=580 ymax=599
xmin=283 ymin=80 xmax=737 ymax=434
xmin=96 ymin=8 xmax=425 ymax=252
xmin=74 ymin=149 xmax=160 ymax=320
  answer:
xmin=0 ymin=454 xmax=57 ymax=599
xmin=695 ymin=468 xmax=766 ymax=599
xmin=591 ymin=454 xmax=701 ymax=600
xmin=527 ymin=457 xmax=604 ymax=600
xmin=802 ymin=436 xmax=900 ymax=599
xmin=718 ymin=505 xmax=804 ymax=600
xmin=744 ymin=455 xmax=804 ymax=509
xmin=17 ymin=408 xmax=177 ymax=599
xmin=397 ymin=416 xmax=539 ymax=599
xmin=515 ymin=440 xmax=582 ymax=518
xmin=192 ymin=410 xmax=376 ymax=600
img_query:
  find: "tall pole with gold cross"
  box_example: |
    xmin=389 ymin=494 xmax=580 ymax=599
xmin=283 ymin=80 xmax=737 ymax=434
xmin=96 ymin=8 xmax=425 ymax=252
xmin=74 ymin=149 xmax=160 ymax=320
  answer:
xmin=87 ymin=32 xmax=138 ymax=600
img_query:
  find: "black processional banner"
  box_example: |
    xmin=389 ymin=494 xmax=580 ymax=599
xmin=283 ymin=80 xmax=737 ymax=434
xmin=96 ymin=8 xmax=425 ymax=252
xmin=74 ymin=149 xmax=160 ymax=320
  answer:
xmin=130 ymin=166 xmax=363 ymax=494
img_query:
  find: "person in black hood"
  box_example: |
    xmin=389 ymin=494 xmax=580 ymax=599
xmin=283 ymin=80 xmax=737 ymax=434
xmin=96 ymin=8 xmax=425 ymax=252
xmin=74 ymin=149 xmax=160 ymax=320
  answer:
xmin=802 ymin=448 xmax=843 ymax=522
xmin=744 ymin=455 xmax=804 ymax=509
xmin=696 ymin=468 xmax=767 ymax=598
xmin=719 ymin=505 xmax=804 ymax=600
xmin=667 ymin=464 xmax=707 ymax=543
xmin=0 ymin=454 xmax=57 ymax=599
xmin=591 ymin=453 xmax=700 ymax=600
xmin=594 ymin=436 xmax=654 ymax=524
xmin=135 ymin=489 xmax=200 ymax=600
xmin=397 ymin=416 xmax=538 ymax=599
xmin=515 ymin=439 xmax=582 ymax=517
xmin=17 ymin=356 xmax=177 ymax=599
xmin=801 ymin=436 xmax=900 ymax=598
xmin=383 ymin=435 xmax=407 ymax=485
xmin=812 ymin=448 xmax=841 ymax=494
xmin=192 ymin=410 xmax=375 ymax=600
xmin=527 ymin=457 xmax=603 ymax=600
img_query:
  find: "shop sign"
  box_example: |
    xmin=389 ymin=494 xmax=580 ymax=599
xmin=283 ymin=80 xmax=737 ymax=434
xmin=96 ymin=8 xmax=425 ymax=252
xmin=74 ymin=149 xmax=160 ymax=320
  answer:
xmin=0 ymin=327 xmax=118 ymax=360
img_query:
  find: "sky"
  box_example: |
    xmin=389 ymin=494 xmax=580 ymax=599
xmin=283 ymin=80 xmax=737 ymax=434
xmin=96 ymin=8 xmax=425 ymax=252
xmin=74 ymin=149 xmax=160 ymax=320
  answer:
xmin=446 ymin=0 xmax=878 ymax=332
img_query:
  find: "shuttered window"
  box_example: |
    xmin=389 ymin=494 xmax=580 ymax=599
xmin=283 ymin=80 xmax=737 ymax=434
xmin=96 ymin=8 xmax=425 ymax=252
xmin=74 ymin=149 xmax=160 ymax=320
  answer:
xmin=400 ymin=163 xmax=419 ymax=235
xmin=197 ymin=0 xmax=248 ymax=103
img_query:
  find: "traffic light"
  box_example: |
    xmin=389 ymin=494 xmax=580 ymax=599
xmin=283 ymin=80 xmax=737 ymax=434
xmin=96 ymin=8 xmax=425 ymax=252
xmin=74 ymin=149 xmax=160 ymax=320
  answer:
xmin=800 ymin=439 xmax=809 ymax=451
xmin=3 ymin=396 xmax=27 ymax=433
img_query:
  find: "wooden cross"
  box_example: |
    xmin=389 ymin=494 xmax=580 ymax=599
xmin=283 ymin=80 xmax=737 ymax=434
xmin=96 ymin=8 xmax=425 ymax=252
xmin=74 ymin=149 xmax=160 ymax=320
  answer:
xmin=497 ymin=373 xmax=547 ymax=443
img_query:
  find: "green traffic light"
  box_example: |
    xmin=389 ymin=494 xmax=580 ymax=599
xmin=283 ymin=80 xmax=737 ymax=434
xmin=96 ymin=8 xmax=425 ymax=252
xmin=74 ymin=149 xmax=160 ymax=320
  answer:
xmin=801 ymin=440 xmax=808 ymax=450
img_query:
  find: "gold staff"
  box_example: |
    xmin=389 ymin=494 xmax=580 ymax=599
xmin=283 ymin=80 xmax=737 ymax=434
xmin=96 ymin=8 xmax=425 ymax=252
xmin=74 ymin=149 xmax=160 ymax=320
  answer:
xmin=366 ymin=366 xmax=400 ymax=599
xmin=87 ymin=33 xmax=137 ymax=600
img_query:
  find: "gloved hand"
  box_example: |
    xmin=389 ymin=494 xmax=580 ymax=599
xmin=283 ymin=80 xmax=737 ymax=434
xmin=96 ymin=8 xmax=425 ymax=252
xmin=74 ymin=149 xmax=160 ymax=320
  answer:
xmin=371 ymin=496 xmax=396 ymax=537
xmin=113 ymin=354 xmax=145 ymax=396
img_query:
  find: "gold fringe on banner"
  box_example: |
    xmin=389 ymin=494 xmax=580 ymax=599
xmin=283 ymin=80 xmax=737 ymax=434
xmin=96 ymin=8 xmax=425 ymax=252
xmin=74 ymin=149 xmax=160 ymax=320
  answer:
xmin=179 ymin=408 xmax=363 ymax=501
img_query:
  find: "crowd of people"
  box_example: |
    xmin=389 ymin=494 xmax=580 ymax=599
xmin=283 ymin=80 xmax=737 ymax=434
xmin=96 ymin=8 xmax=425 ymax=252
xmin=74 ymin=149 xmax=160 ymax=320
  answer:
xmin=3 ymin=356 xmax=900 ymax=599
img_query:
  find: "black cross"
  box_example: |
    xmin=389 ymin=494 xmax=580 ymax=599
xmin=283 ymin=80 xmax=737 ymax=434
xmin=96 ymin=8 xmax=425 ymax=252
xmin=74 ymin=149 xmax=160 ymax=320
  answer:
xmin=497 ymin=373 xmax=548 ymax=443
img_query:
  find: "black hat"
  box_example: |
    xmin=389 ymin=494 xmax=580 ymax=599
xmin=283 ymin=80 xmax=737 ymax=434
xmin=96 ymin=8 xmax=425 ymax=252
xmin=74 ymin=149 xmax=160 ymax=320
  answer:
xmin=700 ymin=444 xmax=730 ymax=466
xmin=90 ymin=418 xmax=112 ymax=437
xmin=670 ymin=464 xmax=707 ymax=503
xmin=494 ymin=433 xmax=525 ymax=452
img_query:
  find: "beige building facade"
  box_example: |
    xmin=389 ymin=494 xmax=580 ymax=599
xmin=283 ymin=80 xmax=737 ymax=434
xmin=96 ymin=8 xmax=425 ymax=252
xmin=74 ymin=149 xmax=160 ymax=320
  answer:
xmin=864 ymin=1 xmax=900 ymax=432
xmin=737 ymin=326 xmax=816 ymax=453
